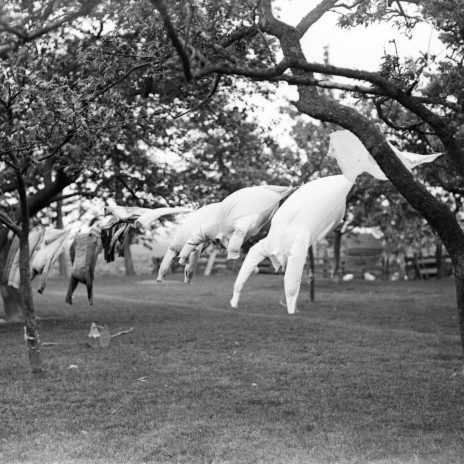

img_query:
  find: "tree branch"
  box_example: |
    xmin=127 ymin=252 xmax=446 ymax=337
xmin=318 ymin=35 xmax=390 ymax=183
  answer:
xmin=0 ymin=1 xmax=102 ymax=58
xmin=374 ymin=99 xmax=425 ymax=132
xmin=51 ymin=191 xmax=100 ymax=202
xmin=84 ymin=62 xmax=153 ymax=107
xmin=149 ymin=0 xmax=193 ymax=81
xmin=255 ymin=4 xmax=464 ymax=261
xmin=221 ymin=24 xmax=259 ymax=48
xmin=0 ymin=211 xmax=20 ymax=235
xmin=296 ymin=0 xmax=338 ymax=37
xmin=192 ymin=57 xmax=458 ymax=147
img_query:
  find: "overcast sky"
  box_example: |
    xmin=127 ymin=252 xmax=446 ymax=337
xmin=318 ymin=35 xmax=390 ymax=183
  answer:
xmin=277 ymin=0 xmax=444 ymax=71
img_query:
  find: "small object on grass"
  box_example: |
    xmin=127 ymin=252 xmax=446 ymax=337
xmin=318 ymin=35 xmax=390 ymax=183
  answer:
xmin=451 ymin=365 xmax=464 ymax=378
xmin=98 ymin=325 xmax=111 ymax=348
xmin=43 ymin=325 xmax=134 ymax=348
xmin=87 ymin=322 xmax=100 ymax=348
xmin=111 ymin=327 xmax=134 ymax=338
xmin=138 ymin=377 xmax=148 ymax=382
xmin=69 ymin=365 xmax=78 ymax=369
xmin=88 ymin=322 xmax=100 ymax=338
xmin=342 ymin=274 xmax=354 ymax=282
xmin=364 ymin=271 xmax=376 ymax=281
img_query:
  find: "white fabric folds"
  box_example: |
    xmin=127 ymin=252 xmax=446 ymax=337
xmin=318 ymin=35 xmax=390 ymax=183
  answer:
xmin=178 ymin=185 xmax=295 ymax=264
xmin=232 ymin=130 xmax=442 ymax=314
xmin=7 ymin=229 xmax=45 ymax=289
xmin=157 ymin=203 xmax=220 ymax=283
xmin=231 ymin=176 xmax=353 ymax=314
xmin=31 ymin=228 xmax=70 ymax=294
xmin=104 ymin=202 xmax=191 ymax=231
xmin=328 ymin=130 xmax=441 ymax=181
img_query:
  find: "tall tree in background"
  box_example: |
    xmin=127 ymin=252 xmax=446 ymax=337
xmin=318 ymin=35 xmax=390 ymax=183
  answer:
xmin=0 ymin=0 xmax=191 ymax=369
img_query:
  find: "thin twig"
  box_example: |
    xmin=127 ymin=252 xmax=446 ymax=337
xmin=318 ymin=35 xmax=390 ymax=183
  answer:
xmin=171 ymin=74 xmax=221 ymax=119
xmin=111 ymin=327 xmax=134 ymax=338
xmin=0 ymin=210 xmax=20 ymax=234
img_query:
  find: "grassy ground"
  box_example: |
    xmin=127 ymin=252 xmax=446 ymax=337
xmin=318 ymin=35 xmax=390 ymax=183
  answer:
xmin=1 ymin=273 xmax=463 ymax=464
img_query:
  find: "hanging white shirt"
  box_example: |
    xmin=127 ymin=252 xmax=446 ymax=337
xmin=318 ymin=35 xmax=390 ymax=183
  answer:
xmin=231 ymin=176 xmax=353 ymax=314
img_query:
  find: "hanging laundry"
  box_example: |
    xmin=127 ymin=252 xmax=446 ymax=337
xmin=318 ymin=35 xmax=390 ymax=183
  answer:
xmin=231 ymin=176 xmax=353 ymax=314
xmin=231 ymin=130 xmax=442 ymax=314
xmin=135 ymin=207 xmax=191 ymax=231
xmin=101 ymin=222 xmax=131 ymax=263
xmin=2 ymin=233 xmax=19 ymax=285
xmin=104 ymin=202 xmax=190 ymax=228
xmin=100 ymin=203 xmax=190 ymax=263
xmin=328 ymin=130 xmax=441 ymax=182
xmin=157 ymin=203 xmax=220 ymax=283
xmin=104 ymin=202 xmax=155 ymax=222
xmin=178 ymin=185 xmax=295 ymax=265
xmin=6 ymin=229 xmax=45 ymax=289
xmin=31 ymin=228 xmax=70 ymax=294
xmin=65 ymin=229 xmax=102 ymax=305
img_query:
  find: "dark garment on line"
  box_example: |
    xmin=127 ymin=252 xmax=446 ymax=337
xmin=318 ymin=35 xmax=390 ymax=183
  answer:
xmin=65 ymin=232 xmax=101 ymax=305
xmin=100 ymin=222 xmax=131 ymax=263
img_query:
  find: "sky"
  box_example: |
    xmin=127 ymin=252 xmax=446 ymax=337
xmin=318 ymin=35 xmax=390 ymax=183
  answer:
xmin=277 ymin=0 xmax=444 ymax=71
xmin=243 ymin=1 xmax=446 ymax=149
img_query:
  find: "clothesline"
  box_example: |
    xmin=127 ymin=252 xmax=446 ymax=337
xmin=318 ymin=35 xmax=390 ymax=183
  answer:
xmin=0 ymin=130 xmax=442 ymax=313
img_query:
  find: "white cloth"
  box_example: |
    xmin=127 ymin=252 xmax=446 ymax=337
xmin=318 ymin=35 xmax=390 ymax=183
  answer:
xmin=328 ymin=130 xmax=441 ymax=181
xmin=104 ymin=201 xmax=190 ymax=230
xmin=135 ymin=207 xmax=192 ymax=231
xmin=7 ymin=229 xmax=45 ymax=289
xmin=231 ymin=175 xmax=353 ymax=314
xmin=31 ymin=228 xmax=70 ymax=294
xmin=157 ymin=203 xmax=220 ymax=282
xmin=178 ymin=185 xmax=295 ymax=263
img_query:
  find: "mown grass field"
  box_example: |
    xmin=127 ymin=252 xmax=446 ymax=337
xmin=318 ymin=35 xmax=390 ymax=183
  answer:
xmin=1 ymin=273 xmax=463 ymax=464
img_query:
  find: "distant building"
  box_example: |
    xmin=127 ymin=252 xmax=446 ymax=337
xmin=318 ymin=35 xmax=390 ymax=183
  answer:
xmin=342 ymin=233 xmax=384 ymax=278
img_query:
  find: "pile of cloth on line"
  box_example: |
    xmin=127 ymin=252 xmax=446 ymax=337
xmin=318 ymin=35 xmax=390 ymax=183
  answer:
xmin=157 ymin=203 xmax=220 ymax=284
xmin=1 ymin=228 xmax=69 ymax=293
xmin=66 ymin=204 xmax=189 ymax=304
xmin=177 ymin=185 xmax=296 ymax=268
xmin=31 ymin=228 xmax=70 ymax=293
xmin=2 ymin=229 xmax=44 ymax=289
xmin=100 ymin=203 xmax=190 ymax=263
xmin=0 ymin=226 xmax=100 ymax=304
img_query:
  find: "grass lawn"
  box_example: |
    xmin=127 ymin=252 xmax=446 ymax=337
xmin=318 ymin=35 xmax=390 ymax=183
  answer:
xmin=1 ymin=273 xmax=463 ymax=464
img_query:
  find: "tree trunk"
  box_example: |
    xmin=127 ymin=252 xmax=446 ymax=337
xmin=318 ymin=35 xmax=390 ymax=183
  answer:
xmin=332 ymin=228 xmax=342 ymax=279
xmin=435 ymin=239 xmax=444 ymax=280
xmin=384 ymin=250 xmax=390 ymax=279
xmin=308 ymin=245 xmax=315 ymax=303
xmin=56 ymin=199 xmax=68 ymax=277
xmin=397 ymin=250 xmax=407 ymax=280
xmin=15 ymin=167 xmax=42 ymax=373
xmin=124 ymin=229 xmax=136 ymax=276
xmin=455 ymin=259 xmax=464 ymax=358
xmin=19 ymin=226 xmax=42 ymax=373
